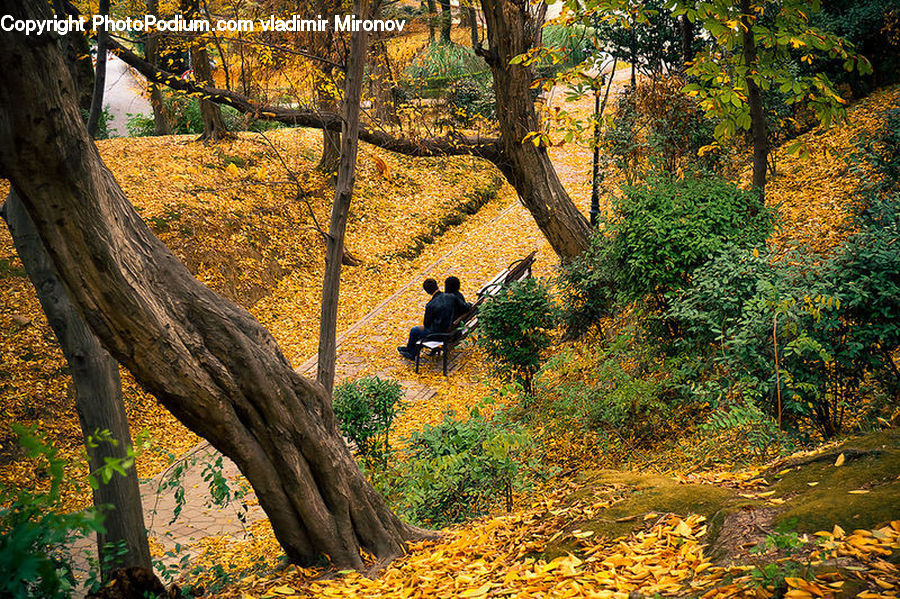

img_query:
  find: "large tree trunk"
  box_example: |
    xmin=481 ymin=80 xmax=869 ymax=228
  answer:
xmin=53 ymin=0 xmax=94 ymax=112
xmin=740 ymin=0 xmax=768 ymax=197
xmin=87 ymin=0 xmax=110 ymax=138
xmin=317 ymin=1 xmax=370 ymax=394
xmin=2 ymin=193 xmax=154 ymax=579
xmin=146 ymin=0 xmax=172 ymax=135
xmin=478 ymin=0 xmax=591 ymax=258
xmin=0 ymin=0 xmax=423 ymax=569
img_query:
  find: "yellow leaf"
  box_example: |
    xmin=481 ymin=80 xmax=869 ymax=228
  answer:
xmin=848 ymin=489 xmax=869 ymax=494
xmin=833 ymin=524 xmax=846 ymax=538
xmin=225 ymin=162 xmax=241 ymax=177
xmin=807 ymin=481 xmax=819 ymax=486
xmin=674 ymin=519 xmax=692 ymax=537
xmin=834 ymin=452 xmax=845 ymax=467
xmin=460 ymin=582 xmax=492 ymax=598
xmin=572 ymin=530 xmax=594 ymax=538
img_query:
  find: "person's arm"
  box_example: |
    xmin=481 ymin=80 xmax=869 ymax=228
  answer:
xmin=424 ymin=300 xmax=435 ymax=329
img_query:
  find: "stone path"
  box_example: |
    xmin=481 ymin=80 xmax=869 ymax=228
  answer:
xmin=101 ymin=54 xmax=152 ymax=137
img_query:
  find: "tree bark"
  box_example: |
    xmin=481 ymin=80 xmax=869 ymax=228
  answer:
xmin=87 ymin=0 xmax=110 ymax=138
xmin=740 ymin=0 xmax=768 ymax=197
xmin=679 ymin=14 xmax=695 ymax=68
xmin=0 ymin=0 xmax=424 ymax=569
xmin=52 ymin=0 xmax=94 ymax=112
xmin=439 ymin=0 xmax=452 ymax=43
xmin=426 ymin=0 xmax=437 ymax=43
xmin=317 ymin=1 xmax=370 ymax=394
xmin=193 ymin=41 xmax=231 ymax=142
xmin=146 ymin=0 xmax=172 ymax=135
xmin=478 ymin=0 xmax=591 ymax=258
xmin=2 ymin=192 xmax=153 ymax=578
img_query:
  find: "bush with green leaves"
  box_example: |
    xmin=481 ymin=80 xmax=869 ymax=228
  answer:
xmin=609 ymin=175 xmax=772 ymax=305
xmin=0 ymin=424 xmax=105 ymax=598
xmin=670 ymin=209 xmax=900 ymax=438
xmin=477 ymin=278 xmax=556 ymax=394
xmin=405 ymin=43 xmax=489 ymax=88
xmin=332 ymin=376 xmax=402 ymax=464
xmin=380 ymin=406 xmax=531 ymax=527
xmin=125 ymin=112 xmax=155 ymax=137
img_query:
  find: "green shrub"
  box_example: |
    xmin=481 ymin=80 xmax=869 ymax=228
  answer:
xmin=125 ymin=112 xmax=155 ymax=137
xmin=405 ymin=43 xmax=489 ymax=85
xmin=381 ymin=407 xmax=530 ymax=527
xmin=333 ymin=376 xmax=402 ymax=465
xmin=609 ymin=175 xmax=772 ymax=305
xmin=80 ymin=107 xmax=114 ymax=139
xmin=477 ymin=278 xmax=556 ymax=394
xmin=556 ymin=232 xmax=617 ymax=338
xmin=0 ymin=424 xmax=105 ymax=598
xmin=445 ymin=77 xmax=496 ymax=121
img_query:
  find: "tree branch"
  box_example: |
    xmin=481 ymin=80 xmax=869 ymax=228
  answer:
xmin=103 ymin=36 xmax=502 ymax=160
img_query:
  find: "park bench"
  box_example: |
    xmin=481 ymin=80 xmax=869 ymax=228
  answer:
xmin=415 ymin=251 xmax=537 ymax=376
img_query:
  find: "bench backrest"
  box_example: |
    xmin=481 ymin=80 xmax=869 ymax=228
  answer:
xmin=452 ymin=250 xmax=537 ymax=331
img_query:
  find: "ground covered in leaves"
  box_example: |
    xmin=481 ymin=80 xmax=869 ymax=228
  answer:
xmin=1 ymin=71 xmax=898 ymax=598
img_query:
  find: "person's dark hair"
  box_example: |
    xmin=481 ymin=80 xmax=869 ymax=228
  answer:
xmin=423 ymin=278 xmax=439 ymax=294
xmin=445 ymin=276 xmax=461 ymax=293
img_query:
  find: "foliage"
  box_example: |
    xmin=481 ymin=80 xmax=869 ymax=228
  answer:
xmin=404 ymin=43 xmax=488 ymax=87
xmin=673 ymin=0 xmax=871 ymax=143
xmin=80 ymin=107 xmax=113 ymax=140
xmin=670 ymin=198 xmax=900 ymax=438
xmin=532 ymin=24 xmax=596 ymax=80
xmin=125 ymin=112 xmax=155 ymax=137
xmin=603 ymin=78 xmax=719 ymax=181
xmin=476 ymin=278 xmax=557 ymax=394
xmin=610 ymin=175 xmax=771 ymax=305
xmin=333 ymin=376 xmax=403 ymax=465
xmin=814 ymin=0 xmax=900 ymax=92
xmin=380 ymin=406 xmax=531 ymax=527
xmin=536 ymin=323 xmax=686 ymax=445
xmin=0 ymin=424 xmax=104 ymax=598
xmin=445 ymin=77 xmax=496 ymax=122
xmin=558 ymin=0 xmax=682 ymax=79
xmin=556 ymin=232 xmax=617 ymax=338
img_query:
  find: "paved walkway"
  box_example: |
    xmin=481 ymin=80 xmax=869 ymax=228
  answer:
xmin=101 ymin=54 xmax=152 ymax=137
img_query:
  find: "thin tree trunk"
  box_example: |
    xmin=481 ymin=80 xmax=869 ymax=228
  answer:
xmin=194 ymin=43 xmax=231 ymax=142
xmin=317 ymin=1 xmax=371 ymax=394
xmin=478 ymin=0 xmax=591 ymax=258
xmin=740 ymin=0 xmax=768 ymax=197
xmin=0 ymin=0 xmax=427 ymax=568
xmin=679 ymin=14 xmax=694 ymax=68
xmin=2 ymin=192 xmax=153 ymax=579
xmin=317 ymin=77 xmax=341 ymax=175
xmin=426 ymin=0 xmax=437 ymax=43
xmin=146 ymin=0 xmax=172 ymax=135
xmin=439 ymin=0 xmax=452 ymax=43
xmin=468 ymin=5 xmax=479 ymax=48
xmin=87 ymin=0 xmax=110 ymax=138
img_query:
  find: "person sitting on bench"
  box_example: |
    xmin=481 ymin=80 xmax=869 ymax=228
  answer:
xmin=398 ymin=278 xmax=468 ymax=360
xmin=444 ymin=275 xmax=472 ymax=320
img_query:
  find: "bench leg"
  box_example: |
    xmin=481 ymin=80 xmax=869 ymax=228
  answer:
xmin=415 ymin=349 xmax=420 ymax=373
xmin=442 ymin=346 xmax=448 ymax=376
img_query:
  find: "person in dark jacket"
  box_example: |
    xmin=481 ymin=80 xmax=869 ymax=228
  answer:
xmin=444 ymin=276 xmax=472 ymax=320
xmin=398 ymin=277 xmax=469 ymax=360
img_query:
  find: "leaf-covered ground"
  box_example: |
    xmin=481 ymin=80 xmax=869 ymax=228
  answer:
xmin=1 ymin=73 xmax=898 ymax=598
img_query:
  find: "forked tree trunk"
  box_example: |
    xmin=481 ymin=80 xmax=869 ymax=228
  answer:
xmin=0 ymin=0 xmax=424 ymax=568
xmin=317 ymin=1 xmax=370 ymax=394
xmin=478 ymin=0 xmax=591 ymax=258
xmin=2 ymin=193 xmax=154 ymax=579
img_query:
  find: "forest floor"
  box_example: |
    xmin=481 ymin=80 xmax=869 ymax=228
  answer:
xmin=1 ymin=78 xmax=899 ymax=597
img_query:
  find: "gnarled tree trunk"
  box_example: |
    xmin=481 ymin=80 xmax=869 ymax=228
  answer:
xmin=0 ymin=0 xmax=423 ymax=569
xmin=478 ymin=0 xmax=591 ymax=258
